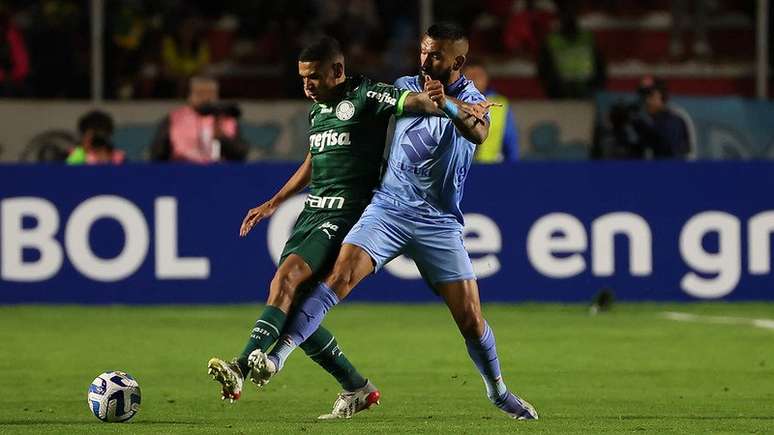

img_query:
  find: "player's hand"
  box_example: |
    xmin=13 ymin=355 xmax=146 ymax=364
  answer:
xmin=423 ymin=73 xmax=446 ymax=108
xmin=239 ymin=200 xmax=278 ymax=237
xmin=459 ymin=100 xmax=502 ymax=124
xmin=476 ymin=100 xmax=503 ymax=111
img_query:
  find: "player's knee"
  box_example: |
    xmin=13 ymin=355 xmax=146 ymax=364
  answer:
xmin=325 ymin=270 xmax=349 ymax=292
xmin=266 ymin=287 xmax=295 ymax=309
xmin=457 ymin=311 xmax=485 ymax=339
xmin=325 ymin=266 xmax=354 ymax=295
xmin=268 ymin=272 xmax=299 ymax=308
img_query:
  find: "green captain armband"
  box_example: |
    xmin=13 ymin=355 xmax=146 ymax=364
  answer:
xmin=395 ymin=90 xmax=410 ymax=117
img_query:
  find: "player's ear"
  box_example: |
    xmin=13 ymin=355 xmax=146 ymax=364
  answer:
xmin=332 ymin=62 xmax=344 ymax=79
xmin=453 ymin=55 xmax=466 ymax=71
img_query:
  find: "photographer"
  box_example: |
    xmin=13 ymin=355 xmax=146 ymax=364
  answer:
xmin=150 ymin=76 xmax=248 ymax=163
xmin=632 ymin=76 xmax=690 ymax=158
xmin=595 ymin=76 xmax=690 ymax=159
xmin=67 ymin=110 xmax=125 ymax=165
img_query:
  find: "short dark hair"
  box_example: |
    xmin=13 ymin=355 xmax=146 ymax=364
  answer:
xmin=638 ymin=76 xmax=669 ymax=100
xmin=90 ymin=133 xmax=114 ymax=152
xmin=77 ymin=110 xmax=114 ymax=136
xmin=298 ymin=36 xmax=343 ymax=63
xmin=426 ymin=22 xmax=467 ymax=41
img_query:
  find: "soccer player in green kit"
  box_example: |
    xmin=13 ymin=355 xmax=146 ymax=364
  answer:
xmin=208 ymin=36 xmax=482 ymax=419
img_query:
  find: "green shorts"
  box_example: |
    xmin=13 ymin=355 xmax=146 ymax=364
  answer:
xmin=279 ymin=207 xmax=362 ymax=277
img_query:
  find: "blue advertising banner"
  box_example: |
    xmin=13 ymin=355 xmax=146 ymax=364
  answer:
xmin=1 ymin=162 xmax=773 ymax=303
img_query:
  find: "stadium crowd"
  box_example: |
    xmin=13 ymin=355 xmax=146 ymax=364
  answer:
xmin=0 ymin=0 xmax=768 ymax=162
xmin=0 ymin=0 xmax=763 ymax=99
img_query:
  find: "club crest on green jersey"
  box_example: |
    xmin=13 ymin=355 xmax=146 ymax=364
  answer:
xmin=335 ymin=100 xmax=355 ymax=121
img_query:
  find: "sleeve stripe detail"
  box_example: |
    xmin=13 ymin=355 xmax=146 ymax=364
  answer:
xmin=396 ymin=90 xmax=410 ymax=117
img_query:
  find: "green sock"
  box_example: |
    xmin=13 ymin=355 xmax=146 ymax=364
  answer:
xmin=237 ymin=305 xmax=286 ymax=375
xmin=300 ymin=326 xmax=367 ymax=392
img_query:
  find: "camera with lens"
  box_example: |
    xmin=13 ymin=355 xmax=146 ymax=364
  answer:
xmin=591 ymin=99 xmax=645 ymax=159
xmin=609 ymin=100 xmax=640 ymax=131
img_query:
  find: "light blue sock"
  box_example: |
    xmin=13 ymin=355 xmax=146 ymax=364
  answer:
xmin=465 ymin=321 xmax=508 ymax=401
xmin=268 ymin=282 xmax=339 ymax=370
xmin=267 ymin=336 xmax=295 ymax=371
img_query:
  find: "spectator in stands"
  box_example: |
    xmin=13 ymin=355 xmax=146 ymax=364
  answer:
xmin=503 ymin=0 xmax=555 ymax=56
xmin=66 ymin=110 xmax=125 ymax=165
xmin=317 ymin=0 xmax=384 ymax=78
xmin=0 ymin=9 xmax=29 ymax=97
xmin=160 ymin=13 xmax=211 ymax=97
xmin=670 ymin=0 xmax=710 ymax=59
xmin=150 ymin=76 xmax=248 ymax=163
xmin=25 ymin=0 xmax=89 ymax=98
xmin=594 ymin=77 xmax=690 ymax=159
xmin=537 ymin=0 xmax=606 ymax=99
xmin=463 ymin=60 xmax=519 ymax=162
xmin=106 ymin=2 xmax=151 ymax=99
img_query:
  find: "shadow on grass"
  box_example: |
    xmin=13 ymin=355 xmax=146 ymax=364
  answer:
xmin=0 ymin=419 xmax=202 ymax=425
xmin=0 ymin=421 xmax=89 ymax=426
xmin=551 ymin=415 xmax=774 ymax=421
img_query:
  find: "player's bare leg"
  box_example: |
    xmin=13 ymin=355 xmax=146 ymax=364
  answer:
xmin=208 ymin=254 xmax=312 ymax=400
xmin=266 ymin=254 xmax=314 ymax=312
xmin=437 ymin=280 xmax=538 ymax=420
xmin=211 ymin=250 xmax=375 ymax=404
xmin=245 ymin=245 xmax=382 ymax=417
xmin=253 ymin=244 xmax=374 ymax=380
xmin=436 ymin=279 xmax=485 ymax=339
xmin=324 ymin=243 xmax=375 ymax=299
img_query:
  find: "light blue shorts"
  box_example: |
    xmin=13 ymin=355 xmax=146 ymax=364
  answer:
xmin=342 ymin=201 xmax=476 ymax=285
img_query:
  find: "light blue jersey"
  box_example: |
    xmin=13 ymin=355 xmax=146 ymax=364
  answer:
xmin=372 ymin=75 xmax=488 ymax=225
xmin=342 ymin=74 xmax=488 ymax=285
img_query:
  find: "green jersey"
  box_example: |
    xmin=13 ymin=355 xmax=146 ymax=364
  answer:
xmin=305 ymin=75 xmax=409 ymax=212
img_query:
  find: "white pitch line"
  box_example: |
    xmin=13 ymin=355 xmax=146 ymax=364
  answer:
xmin=661 ymin=311 xmax=774 ymax=331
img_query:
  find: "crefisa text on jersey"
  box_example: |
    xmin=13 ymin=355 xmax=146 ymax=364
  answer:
xmin=366 ymin=90 xmax=397 ymax=106
xmin=309 ymin=130 xmax=351 ymax=152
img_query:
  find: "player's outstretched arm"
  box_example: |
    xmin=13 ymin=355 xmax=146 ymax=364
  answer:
xmin=239 ymin=153 xmax=312 ymax=237
xmin=400 ymin=91 xmax=497 ymax=120
xmin=425 ymin=77 xmax=493 ymax=145
xmin=401 ymin=91 xmax=443 ymax=115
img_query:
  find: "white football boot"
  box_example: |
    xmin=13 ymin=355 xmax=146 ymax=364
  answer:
xmin=496 ymin=391 xmax=539 ymax=420
xmin=247 ymin=349 xmax=277 ymax=387
xmin=318 ymin=380 xmax=381 ymax=419
xmin=207 ymin=357 xmax=244 ymax=403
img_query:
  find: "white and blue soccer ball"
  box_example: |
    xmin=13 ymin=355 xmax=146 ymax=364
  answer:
xmin=87 ymin=371 xmax=141 ymax=422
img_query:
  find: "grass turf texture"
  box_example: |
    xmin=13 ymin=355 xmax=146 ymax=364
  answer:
xmin=0 ymin=303 xmax=772 ymax=434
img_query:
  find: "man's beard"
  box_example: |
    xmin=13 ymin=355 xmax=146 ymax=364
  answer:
xmin=422 ymin=67 xmax=452 ymax=84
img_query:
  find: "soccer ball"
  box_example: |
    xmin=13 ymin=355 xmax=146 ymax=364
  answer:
xmin=87 ymin=371 xmax=141 ymax=422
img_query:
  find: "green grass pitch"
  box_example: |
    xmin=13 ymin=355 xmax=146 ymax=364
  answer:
xmin=1 ymin=302 xmax=773 ymax=434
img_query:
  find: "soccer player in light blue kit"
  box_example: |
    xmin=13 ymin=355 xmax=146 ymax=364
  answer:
xmin=250 ymin=23 xmax=538 ymax=420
